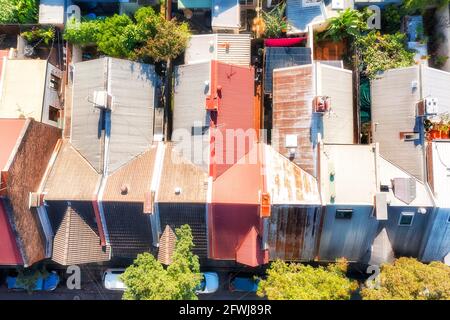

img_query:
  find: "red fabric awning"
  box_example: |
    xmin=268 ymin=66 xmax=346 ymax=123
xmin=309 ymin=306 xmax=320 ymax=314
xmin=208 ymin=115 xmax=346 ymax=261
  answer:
xmin=236 ymin=226 xmax=267 ymax=267
xmin=264 ymin=37 xmax=307 ymax=47
xmin=0 ymin=200 xmax=23 ymax=265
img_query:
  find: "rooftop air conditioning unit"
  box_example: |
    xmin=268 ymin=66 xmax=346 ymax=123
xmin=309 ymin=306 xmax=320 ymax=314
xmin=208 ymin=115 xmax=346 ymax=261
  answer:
xmin=331 ymin=0 xmax=345 ymax=10
xmin=92 ymin=90 xmax=112 ymax=110
xmin=314 ymin=96 xmax=330 ymax=113
xmin=418 ymin=97 xmax=438 ymax=116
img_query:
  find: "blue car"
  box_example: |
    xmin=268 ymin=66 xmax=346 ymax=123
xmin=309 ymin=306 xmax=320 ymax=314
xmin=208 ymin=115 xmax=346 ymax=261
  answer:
xmin=229 ymin=276 xmax=260 ymax=293
xmin=7 ymin=271 xmax=60 ymax=291
xmin=196 ymin=272 xmax=219 ymax=294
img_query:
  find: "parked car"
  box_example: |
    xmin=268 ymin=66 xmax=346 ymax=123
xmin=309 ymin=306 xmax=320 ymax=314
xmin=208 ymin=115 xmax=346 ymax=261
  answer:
xmin=103 ymin=268 xmax=126 ymax=291
xmin=7 ymin=270 xmax=60 ymax=291
xmin=196 ymin=272 xmax=219 ymax=294
xmin=229 ymin=274 xmax=260 ymax=293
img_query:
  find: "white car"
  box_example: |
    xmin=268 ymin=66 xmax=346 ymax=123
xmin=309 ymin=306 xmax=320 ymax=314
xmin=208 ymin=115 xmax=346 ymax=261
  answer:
xmin=103 ymin=268 xmax=126 ymax=291
xmin=195 ymin=272 xmax=219 ymax=294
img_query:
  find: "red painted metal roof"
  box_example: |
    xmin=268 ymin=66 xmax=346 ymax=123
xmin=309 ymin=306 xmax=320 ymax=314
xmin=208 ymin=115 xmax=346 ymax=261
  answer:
xmin=212 ymin=144 xmax=262 ymax=204
xmin=0 ymin=200 xmax=23 ymax=265
xmin=236 ymin=227 xmax=268 ymax=267
xmin=0 ymin=119 xmax=26 ymax=170
xmin=210 ymin=61 xmax=257 ymax=179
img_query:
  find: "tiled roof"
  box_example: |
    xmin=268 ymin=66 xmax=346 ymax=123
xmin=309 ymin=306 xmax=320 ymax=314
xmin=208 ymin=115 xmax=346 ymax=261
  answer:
xmin=102 ymin=146 xmax=157 ymax=202
xmin=51 ymin=202 xmax=110 ymax=266
xmin=157 ymin=144 xmax=208 ymax=203
xmin=157 ymin=225 xmax=176 ymax=265
xmin=43 ymin=141 xmax=101 ymax=201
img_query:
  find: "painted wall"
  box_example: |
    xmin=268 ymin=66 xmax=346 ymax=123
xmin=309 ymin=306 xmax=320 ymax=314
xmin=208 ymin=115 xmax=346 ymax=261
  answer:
xmin=318 ymin=205 xmax=378 ymax=262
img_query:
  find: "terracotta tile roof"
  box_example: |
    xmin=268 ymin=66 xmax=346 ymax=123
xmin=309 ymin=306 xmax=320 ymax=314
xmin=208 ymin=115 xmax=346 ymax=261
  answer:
xmin=157 ymin=144 xmax=208 ymax=203
xmin=0 ymin=119 xmax=27 ymax=171
xmin=102 ymin=146 xmax=157 ymax=202
xmin=51 ymin=202 xmax=110 ymax=265
xmin=157 ymin=225 xmax=176 ymax=265
xmin=0 ymin=199 xmax=23 ymax=265
xmin=43 ymin=141 xmax=101 ymax=201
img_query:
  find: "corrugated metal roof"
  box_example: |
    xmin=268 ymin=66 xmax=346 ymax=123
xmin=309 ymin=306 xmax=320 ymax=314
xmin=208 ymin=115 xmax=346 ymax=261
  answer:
xmin=213 ymin=61 xmax=256 ymax=179
xmin=272 ymin=65 xmax=316 ymax=176
xmin=102 ymin=146 xmax=157 ymax=202
xmin=0 ymin=59 xmax=48 ymax=121
xmin=320 ymin=144 xmax=378 ymax=205
xmin=71 ymin=58 xmax=157 ymax=175
xmin=286 ymin=0 xmax=326 ymax=34
xmin=431 ymin=141 xmax=450 ymax=207
xmin=43 ymin=141 xmax=101 ymax=201
xmin=264 ymin=144 xmax=321 ymax=205
xmin=212 ymin=143 xmax=262 ymax=204
xmin=264 ymin=47 xmax=312 ymax=93
xmin=0 ymin=199 xmax=23 ymax=265
xmin=211 ymin=0 xmax=241 ymax=29
xmin=51 ymin=202 xmax=111 ymax=266
xmin=185 ymin=34 xmax=251 ymax=67
xmin=158 ymin=143 xmax=208 ymax=203
xmin=0 ymin=119 xmax=27 ymax=171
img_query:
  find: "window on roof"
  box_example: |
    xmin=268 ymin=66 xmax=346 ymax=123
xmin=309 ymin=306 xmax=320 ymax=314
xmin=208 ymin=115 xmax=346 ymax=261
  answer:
xmin=191 ymin=126 xmax=209 ymax=136
xmin=399 ymin=211 xmax=415 ymax=226
xmin=49 ymin=74 xmax=61 ymax=91
xmin=48 ymin=106 xmax=59 ymax=122
xmin=399 ymin=132 xmax=420 ymax=141
xmin=335 ymin=209 xmax=353 ymax=220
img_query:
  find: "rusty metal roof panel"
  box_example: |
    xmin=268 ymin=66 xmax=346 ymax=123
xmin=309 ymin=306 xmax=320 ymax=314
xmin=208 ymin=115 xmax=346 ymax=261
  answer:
xmin=272 ymin=65 xmax=316 ymax=176
xmin=264 ymin=144 xmax=321 ymax=205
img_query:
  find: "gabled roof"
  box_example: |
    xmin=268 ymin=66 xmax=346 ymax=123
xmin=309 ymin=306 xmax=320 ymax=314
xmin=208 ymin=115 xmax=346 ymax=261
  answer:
xmin=0 ymin=119 xmax=27 ymax=171
xmin=264 ymin=144 xmax=321 ymax=205
xmin=212 ymin=143 xmax=262 ymax=204
xmin=102 ymin=145 xmax=158 ymax=202
xmin=71 ymin=57 xmax=157 ymax=175
xmin=0 ymin=199 xmax=23 ymax=265
xmin=51 ymin=203 xmax=111 ymax=266
xmin=43 ymin=141 xmax=101 ymax=201
xmin=236 ymin=227 xmax=268 ymax=267
xmin=158 ymin=143 xmax=208 ymax=203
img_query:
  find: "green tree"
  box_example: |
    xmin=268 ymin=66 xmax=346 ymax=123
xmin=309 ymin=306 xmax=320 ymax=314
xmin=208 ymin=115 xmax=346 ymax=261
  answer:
xmin=135 ymin=18 xmax=190 ymax=62
xmin=402 ymin=0 xmax=450 ymax=13
xmin=0 ymin=0 xmax=18 ymax=23
xmin=257 ymin=259 xmax=357 ymax=300
xmin=356 ymin=31 xmax=415 ymax=79
xmin=319 ymin=8 xmax=369 ymax=42
xmin=96 ymin=14 xmax=136 ymax=58
xmin=121 ymin=225 xmax=201 ymax=300
xmin=15 ymin=0 xmax=38 ymax=23
xmin=64 ymin=18 xmax=101 ymax=46
xmin=361 ymin=257 xmax=450 ymax=300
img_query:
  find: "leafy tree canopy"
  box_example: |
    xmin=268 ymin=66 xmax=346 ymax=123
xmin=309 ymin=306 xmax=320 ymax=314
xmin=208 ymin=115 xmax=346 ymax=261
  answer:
xmin=319 ymin=8 xmax=369 ymax=42
xmin=356 ymin=31 xmax=415 ymax=79
xmin=402 ymin=0 xmax=450 ymax=13
xmin=121 ymin=225 xmax=201 ymax=300
xmin=257 ymin=259 xmax=357 ymax=300
xmin=0 ymin=0 xmax=38 ymax=24
xmin=63 ymin=6 xmax=190 ymax=62
xmin=361 ymin=257 xmax=450 ymax=300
